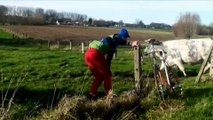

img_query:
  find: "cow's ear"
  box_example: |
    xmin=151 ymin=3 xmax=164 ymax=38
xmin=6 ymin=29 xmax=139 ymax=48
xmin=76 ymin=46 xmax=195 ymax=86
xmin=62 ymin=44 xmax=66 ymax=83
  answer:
xmin=144 ymin=39 xmax=150 ymax=43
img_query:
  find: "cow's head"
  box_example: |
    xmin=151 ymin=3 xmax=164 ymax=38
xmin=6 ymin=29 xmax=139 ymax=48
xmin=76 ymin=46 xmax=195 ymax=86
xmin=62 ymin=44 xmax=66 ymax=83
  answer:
xmin=144 ymin=38 xmax=166 ymax=60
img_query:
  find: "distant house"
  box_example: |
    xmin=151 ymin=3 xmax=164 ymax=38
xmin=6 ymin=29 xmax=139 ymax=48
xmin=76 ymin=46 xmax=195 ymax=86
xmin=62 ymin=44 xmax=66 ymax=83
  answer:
xmin=56 ymin=20 xmax=60 ymax=25
xmin=147 ymin=23 xmax=171 ymax=29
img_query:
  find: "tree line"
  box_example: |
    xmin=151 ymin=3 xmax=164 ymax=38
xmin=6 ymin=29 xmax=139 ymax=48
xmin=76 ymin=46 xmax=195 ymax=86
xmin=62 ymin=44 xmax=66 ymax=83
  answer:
xmin=0 ymin=5 xmax=213 ymax=39
xmin=0 ymin=5 xmax=172 ymax=29
xmin=0 ymin=5 xmax=87 ymax=25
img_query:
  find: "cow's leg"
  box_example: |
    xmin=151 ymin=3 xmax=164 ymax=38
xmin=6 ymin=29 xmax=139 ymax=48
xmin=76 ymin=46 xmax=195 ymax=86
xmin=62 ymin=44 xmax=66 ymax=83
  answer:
xmin=175 ymin=61 xmax=187 ymax=77
xmin=204 ymin=62 xmax=211 ymax=73
xmin=201 ymin=53 xmax=212 ymax=73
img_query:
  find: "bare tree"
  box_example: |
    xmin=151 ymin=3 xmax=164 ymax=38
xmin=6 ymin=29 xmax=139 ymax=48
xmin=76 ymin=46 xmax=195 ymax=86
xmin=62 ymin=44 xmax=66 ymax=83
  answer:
xmin=35 ymin=8 xmax=44 ymax=17
xmin=24 ymin=8 xmax=34 ymax=17
xmin=56 ymin=12 xmax=64 ymax=19
xmin=0 ymin=5 xmax=8 ymax=24
xmin=88 ymin=18 xmax=93 ymax=26
xmin=118 ymin=20 xmax=124 ymax=27
xmin=135 ymin=18 xmax=145 ymax=28
xmin=45 ymin=9 xmax=57 ymax=24
xmin=173 ymin=12 xmax=201 ymax=39
xmin=209 ymin=23 xmax=213 ymax=35
xmin=6 ymin=6 xmax=16 ymax=16
xmin=0 ymin=5 xmax=8 ymax=15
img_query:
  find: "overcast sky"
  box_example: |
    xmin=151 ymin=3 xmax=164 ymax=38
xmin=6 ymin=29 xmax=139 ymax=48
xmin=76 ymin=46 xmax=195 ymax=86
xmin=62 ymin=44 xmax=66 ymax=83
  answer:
xmin=1 ymin=0 xmax=213 ymax=25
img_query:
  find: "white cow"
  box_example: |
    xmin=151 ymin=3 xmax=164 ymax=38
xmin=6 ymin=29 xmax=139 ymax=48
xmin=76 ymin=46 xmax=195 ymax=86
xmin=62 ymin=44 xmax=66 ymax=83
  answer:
xmin=144 ymin=38 xmax=213 ymax=76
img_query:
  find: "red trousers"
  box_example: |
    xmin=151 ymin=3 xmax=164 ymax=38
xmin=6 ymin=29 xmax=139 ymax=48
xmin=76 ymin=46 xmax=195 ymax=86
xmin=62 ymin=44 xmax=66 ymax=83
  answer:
xmin=85 ymin=48 xmax=112 ymax=95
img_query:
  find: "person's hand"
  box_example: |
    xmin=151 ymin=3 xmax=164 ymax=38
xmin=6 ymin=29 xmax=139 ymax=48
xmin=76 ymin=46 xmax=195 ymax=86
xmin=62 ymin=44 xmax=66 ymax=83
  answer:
xmin=130 ymin=41 xmax=140 ymax=47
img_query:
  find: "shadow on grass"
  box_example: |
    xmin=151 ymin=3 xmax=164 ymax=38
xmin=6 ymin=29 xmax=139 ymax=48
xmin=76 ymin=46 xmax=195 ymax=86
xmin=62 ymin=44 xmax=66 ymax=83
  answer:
xmin=0 ymin=38 xmax=48 ymax=49
xmin=184 ymin=87 xmax=213 ymax=106
xmin=0 ymin=86 xmax=75 ymax=119
xmin=176 ymin=69 xmax=199 ymax=77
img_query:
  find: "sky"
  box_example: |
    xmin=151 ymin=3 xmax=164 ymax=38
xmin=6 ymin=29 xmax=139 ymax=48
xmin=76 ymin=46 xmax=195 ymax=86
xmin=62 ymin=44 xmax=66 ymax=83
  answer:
xmin=1 ymin=0 xmax=213 ymax=25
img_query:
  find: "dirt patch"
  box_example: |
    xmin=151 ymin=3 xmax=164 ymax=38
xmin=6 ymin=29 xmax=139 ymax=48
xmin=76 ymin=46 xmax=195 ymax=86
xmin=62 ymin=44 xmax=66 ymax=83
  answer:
xmin=3 ymin=25 xmax=174 ymax=45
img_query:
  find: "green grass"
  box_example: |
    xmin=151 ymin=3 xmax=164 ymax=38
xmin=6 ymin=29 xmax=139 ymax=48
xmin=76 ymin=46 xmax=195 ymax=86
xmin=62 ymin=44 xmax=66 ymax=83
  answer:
xmin=131 ymin=28 xmax=173 ymax=35
xmin=193 ymin=35 xmax=213 ymax=39
xmin=0 ymin=28 xmax=213 ymax=120
xmin=140 ymin=76 xmax=213 ymax=120
xmin=0 ymin=48 xmax=137 ymax=119
xmin=0 ymin=29 xmax=13 ymax=39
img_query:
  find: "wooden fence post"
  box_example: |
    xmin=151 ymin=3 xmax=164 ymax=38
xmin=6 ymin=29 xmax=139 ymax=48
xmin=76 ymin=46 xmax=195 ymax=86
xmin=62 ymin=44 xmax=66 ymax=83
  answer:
xmin=81 ymin=42 xmax=85 ymax=53
xmin=70 ymin=40 xmax=72 ymax=50
xmin=48 ymin=40 xmax=50 ymax=48
xmin=88 ymin=41 xmax=91 ymax=46
xmin=195 ymin=42 xmax=213 ymax=83
xmin=134 ymin=46 xmax=142 ymax=91
xmin=57 ymin=40 xmax=60 ymax=49
xmin=210 ymin=50 xmax=213 ymax=77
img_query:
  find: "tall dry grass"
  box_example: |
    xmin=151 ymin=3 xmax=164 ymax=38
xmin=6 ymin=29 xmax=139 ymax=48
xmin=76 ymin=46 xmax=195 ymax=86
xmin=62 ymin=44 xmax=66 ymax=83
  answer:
xmin=0 ymin=72 xmax=27 ymax=120
xmin=37 ymin=89 xmax=144 ymax=120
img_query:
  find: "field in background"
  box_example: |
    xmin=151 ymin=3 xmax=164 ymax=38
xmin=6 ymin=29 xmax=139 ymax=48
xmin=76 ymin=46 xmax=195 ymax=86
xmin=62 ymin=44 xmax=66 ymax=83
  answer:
xmin=0 ymin=27 xmax=213 ymax=119
xmin=2 ymin=25 xmax=175 ymax=45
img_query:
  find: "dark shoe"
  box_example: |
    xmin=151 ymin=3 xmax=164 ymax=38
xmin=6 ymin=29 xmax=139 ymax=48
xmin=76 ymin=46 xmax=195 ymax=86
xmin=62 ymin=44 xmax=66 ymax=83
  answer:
xmin=87 ymin=93 xmax=97 ymax=100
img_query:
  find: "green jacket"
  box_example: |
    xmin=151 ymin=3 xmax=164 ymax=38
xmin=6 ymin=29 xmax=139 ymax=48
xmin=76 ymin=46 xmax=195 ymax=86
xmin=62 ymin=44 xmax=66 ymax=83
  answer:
xmin=88 ymin=34 xmax=128 ymax=67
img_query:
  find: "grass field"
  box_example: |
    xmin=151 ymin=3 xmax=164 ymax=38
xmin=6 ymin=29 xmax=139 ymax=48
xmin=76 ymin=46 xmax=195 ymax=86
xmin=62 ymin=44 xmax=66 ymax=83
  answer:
xmin=0 ymin=27 xmax=213 ymax=119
